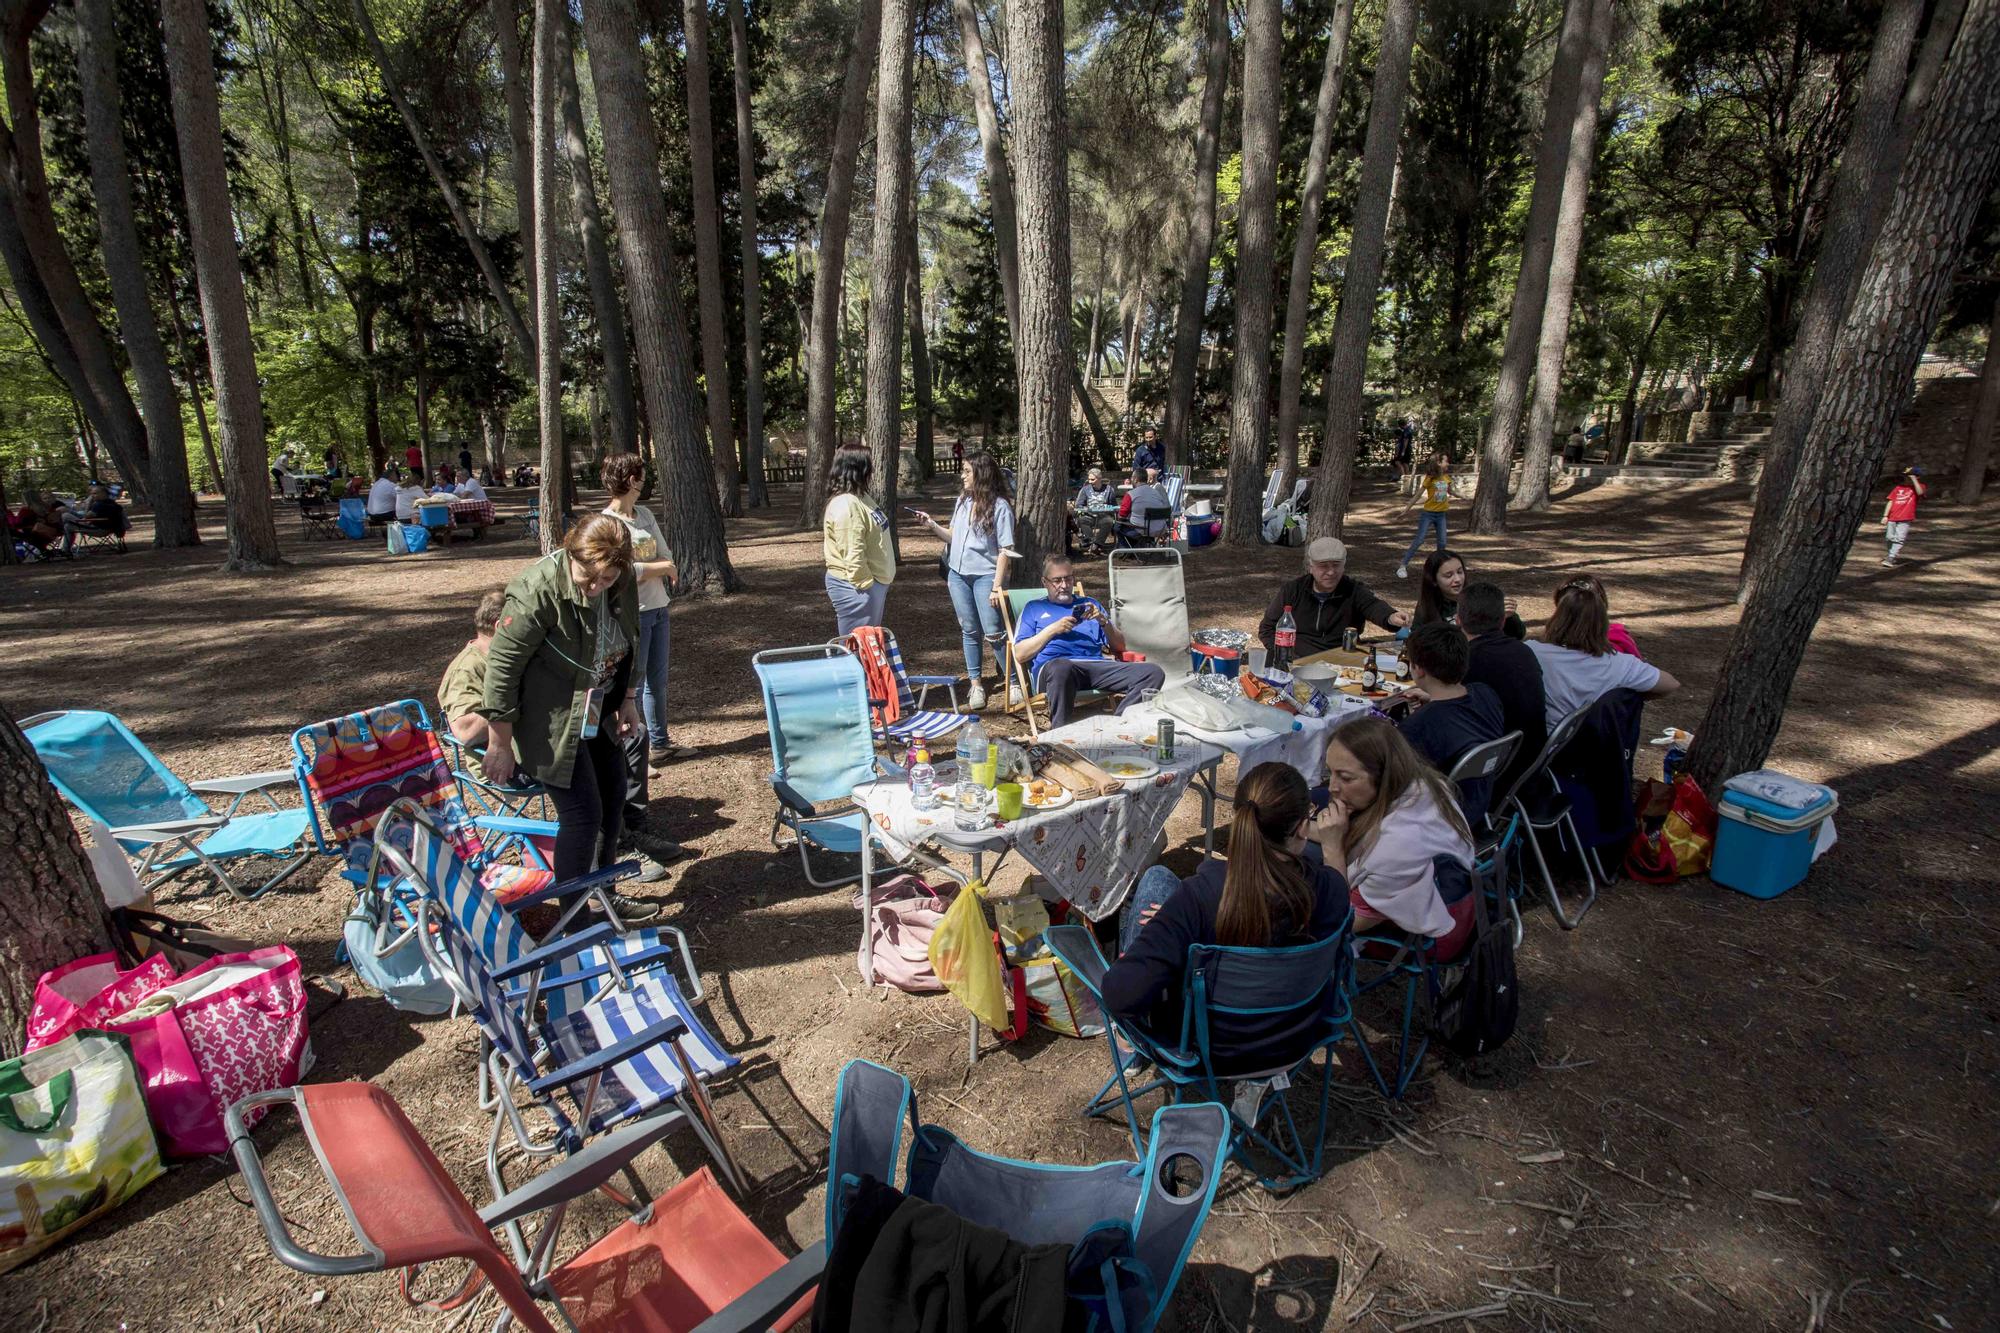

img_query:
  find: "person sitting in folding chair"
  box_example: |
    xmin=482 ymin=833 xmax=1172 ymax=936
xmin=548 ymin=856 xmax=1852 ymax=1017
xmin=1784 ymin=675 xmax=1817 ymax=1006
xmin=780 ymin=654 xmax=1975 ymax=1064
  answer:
xmin=1114 ymin=467 xmax=1172 ymax=546
xmin=1320 ymin=716 xmax=1477 ymax=962
xmin=1010 ymin=554 xmax=1164 ymax=727
xmin=1105 ymin=762 xmax=1349 ymax=1072
xmin=1393 ymin=623 xmax=1505 ymax=826
xmin=59 ymin=483 xmax=129 ymax=555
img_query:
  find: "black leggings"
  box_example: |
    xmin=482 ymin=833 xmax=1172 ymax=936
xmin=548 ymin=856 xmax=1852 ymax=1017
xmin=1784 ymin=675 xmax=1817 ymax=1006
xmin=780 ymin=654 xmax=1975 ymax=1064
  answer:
xmin=547 ymin=729 xmax=626 ymax=881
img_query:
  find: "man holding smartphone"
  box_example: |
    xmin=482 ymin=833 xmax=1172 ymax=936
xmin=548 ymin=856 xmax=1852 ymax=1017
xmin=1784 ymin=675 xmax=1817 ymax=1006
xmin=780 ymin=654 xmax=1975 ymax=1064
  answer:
xmin=1011 ymin=555 xmax=1166 ymax=726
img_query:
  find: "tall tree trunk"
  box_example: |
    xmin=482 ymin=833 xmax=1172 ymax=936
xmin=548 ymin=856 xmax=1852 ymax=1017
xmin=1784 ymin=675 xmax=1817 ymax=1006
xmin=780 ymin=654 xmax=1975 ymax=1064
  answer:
xmin=162 ymin=0 xmax=283 ymax=570
xmin=1273 ymin=0 xmax=1355 ymax=498
xmin=583 ymin=0 xmax=739 ymax=591
xmin=1469 ymin=0 xmax=1595 ymax=534
xmin=77 ymin=0 xmax=198 ymax=547
xmin=866 ymin=0 xmax=917 ymax=531
xmin=1513 ymin=0 xmax=1614 ymax=513
xmin=1739 ymin=0 xmax=1949 ymax=596
xmin=1308 ymin=0 xmax=1418 ymax=540
xmin=1614 ymin=302 xmax=1668 ymax=463
xmin=165 ymin=288 xmax=224 ymax=493
xmin=800 ymin=0 xmax=883 ymax=527
xmin=1160 ymin=0 xmax=1231 ymax=468
xmin=953 ymin=0 xmax=1019 ymax=336
xmin=725 ymin=0 xmax=768 ymax=507
xmin=493 ymin=0 xmax=536 ymax=331
xmin=908 ymin=230 xmax=935 ymax=479
xmin=1684 ymin=0 xmax=2000 ymax=793
xmin=0 ymin=705 xmax=114 ymax=1061
xmin=554 ymin=16 xmax=636 ymax=458
xmin=683 ymin=0 xmax=742 ymax=516
xmin=1008 ymin=0 xmax=1072 ymax=572
xmin=1122 ymin=273 xmax=1146 ymax=401
xmin=351 ymin=0 xmax=535 ymax=361
xmin=1085 ymin=232 xmax=1107 ymax=377
xmin=533 ymin=0 xmax=564 ymax=552
xmin=1222 ymin=0 xmax=1282 ymax=544
xmin=1958 ymin=288 xmax=2000 ymax=502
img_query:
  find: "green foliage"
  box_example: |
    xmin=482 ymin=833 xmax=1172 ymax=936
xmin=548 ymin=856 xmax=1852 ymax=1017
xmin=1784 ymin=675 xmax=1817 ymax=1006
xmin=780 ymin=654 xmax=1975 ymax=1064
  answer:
xmin=931 ymin=207 xmax=1015 ymax=433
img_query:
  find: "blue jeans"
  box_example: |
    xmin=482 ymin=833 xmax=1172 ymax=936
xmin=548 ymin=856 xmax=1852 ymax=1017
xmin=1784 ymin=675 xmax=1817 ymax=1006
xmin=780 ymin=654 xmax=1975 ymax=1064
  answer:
xmin=945 ymin=568 xmax=1005 ymax=677
xmin=1120 ymin=864 xmax=1183 ymax=955
xmin=632 ymin=605 xmax=671 ymax=750
xmin=826 ymin=574 xmax=890 ymax=635
xmin=1402 ymin=511 xmax=1448 ymax=565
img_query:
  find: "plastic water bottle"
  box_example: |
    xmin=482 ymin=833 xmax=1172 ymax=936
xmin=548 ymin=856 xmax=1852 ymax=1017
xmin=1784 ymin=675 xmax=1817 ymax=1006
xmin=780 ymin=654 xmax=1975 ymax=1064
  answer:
xmin=956 ymin=717 xmax=987 ymax=786
xmin=909 ymin=736 xmax=938 ymax=809
xmin=1274 ymin=605 xmax=1298 ymax=671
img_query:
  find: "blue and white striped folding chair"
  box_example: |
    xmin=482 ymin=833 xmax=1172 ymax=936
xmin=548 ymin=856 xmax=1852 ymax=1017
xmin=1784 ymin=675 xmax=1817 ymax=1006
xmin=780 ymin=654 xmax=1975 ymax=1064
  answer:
xmin=752 ymin=645 xmax=905 ymax=887
xmin=841 ymin=625 xmax=965 ymax=748
xmin=24 ymin=710 xmax=315 ymax=901
xmin=1046 ymin=921 xmax=1358 ymax=1192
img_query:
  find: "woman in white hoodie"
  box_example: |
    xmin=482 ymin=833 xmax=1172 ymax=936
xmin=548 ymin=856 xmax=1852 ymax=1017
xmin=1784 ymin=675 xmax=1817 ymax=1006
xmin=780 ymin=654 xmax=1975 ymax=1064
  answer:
xmin=1319 ymin=716 xmax=1477 ymax=961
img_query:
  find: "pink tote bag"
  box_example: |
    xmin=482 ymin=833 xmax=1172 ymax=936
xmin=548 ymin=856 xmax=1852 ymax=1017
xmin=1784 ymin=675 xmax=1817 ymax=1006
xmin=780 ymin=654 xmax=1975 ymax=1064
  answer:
xmin=24 ymin=952 xmax=179 ymax=1051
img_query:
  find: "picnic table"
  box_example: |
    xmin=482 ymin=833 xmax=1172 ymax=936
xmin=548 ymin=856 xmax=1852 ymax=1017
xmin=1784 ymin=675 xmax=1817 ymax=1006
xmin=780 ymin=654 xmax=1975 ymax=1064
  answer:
xmin=445 ymin=496 xmax=496 ymax=528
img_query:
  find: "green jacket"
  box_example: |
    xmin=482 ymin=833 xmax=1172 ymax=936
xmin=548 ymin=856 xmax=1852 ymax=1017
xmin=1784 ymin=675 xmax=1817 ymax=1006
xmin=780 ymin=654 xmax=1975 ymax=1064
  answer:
xmin=480 ymin=550 xmax=640 ymax=787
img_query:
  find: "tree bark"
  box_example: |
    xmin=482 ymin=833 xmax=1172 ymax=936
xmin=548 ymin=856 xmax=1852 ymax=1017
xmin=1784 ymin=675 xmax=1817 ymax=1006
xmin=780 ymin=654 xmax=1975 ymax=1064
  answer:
xmin=1469 ymin=0 xmax=1595 ymax=534
xmin=0 ymin=704 xmax=114 ymax=1061
xmin=908 ymin=212 xmax=935 ymax=479
xmin=1008 ymin=0 xmax=1072 ymax=573
xmin=493 ymin=0 xmax=536 ymax=331
xmin=866 ymin=0 xmax=918 ymax=530
xmin=555 ymin=16 xmax=636 ymax=460
xmin=1222 ymin=0 xmax=1282 ymax=545
xmin=1738 ymin=0 xmax=1944 ymax=596
xmin=725 ymin=0 xmax=768 ymax=507
xmin=1513 ymin=0 xmax=1615 ymax=512
xmin=1308 ymin=0 xmax=1418 ymax=540
xmin=583 ymin=0 xmax=738 ymax=592
xmin=953 ymin=0 xmax=1019 ymax=337
xmin=1274 ymin=0 xmax=1355 ymax=499
xmin=532 ymin=0 xmax=564 ymax=552
xmin=1684 ymin=0 xmax=2000 ymax=794
xmin=1085 ymin=232 xmax=1107 ymax=377
xmin=683 ymin=0 xmax=742 ymax=516
xmin=1958 ymin=288 xmax=2000 ymax=502
xmin=799 ymin=0 xmax=883 ymax=528
xmin=166 ymin=288 xmax=224 ymax=493
xmin=1160 ymin=0 xmax=1232 ymax=468
xmin=0 ymin=12 xmax=150 ymax=501
xmin=352 ymin=0 xmax=535 ymax=362
xmin=162 ymin=0 xmax=283 ymax=570
xmin=77 ymin=0 xmax=198 ymax=548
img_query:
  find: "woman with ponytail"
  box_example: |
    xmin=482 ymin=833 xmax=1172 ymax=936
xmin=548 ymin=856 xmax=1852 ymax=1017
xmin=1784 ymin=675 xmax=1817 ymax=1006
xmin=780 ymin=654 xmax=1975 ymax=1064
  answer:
xmin=1102 ymin=763 xmax=1349 ymax=1072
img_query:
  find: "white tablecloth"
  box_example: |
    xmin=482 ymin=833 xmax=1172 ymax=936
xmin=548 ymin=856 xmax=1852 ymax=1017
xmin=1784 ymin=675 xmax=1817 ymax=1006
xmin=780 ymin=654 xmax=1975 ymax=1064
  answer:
xmin=854 ymin=714 xmax=1222 ymax=920
xmin=1120 ymin=695 xmax=1375 ymax=786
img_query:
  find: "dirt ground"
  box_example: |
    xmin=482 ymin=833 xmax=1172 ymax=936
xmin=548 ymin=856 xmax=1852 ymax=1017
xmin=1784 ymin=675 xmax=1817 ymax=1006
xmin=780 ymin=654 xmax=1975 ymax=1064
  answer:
xmin=2 ymin=468 xmax=1996 ymax=1332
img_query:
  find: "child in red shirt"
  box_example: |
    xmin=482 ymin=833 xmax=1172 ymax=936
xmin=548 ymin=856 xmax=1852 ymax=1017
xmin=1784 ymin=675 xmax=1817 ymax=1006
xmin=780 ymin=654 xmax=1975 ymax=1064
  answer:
xmin=1881 ymin=466 xmax=1926 ymax=567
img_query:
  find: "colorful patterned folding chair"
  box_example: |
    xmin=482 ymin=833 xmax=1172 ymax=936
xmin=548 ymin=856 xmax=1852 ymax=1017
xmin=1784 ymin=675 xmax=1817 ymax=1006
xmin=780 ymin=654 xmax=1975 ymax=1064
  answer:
xmin=227 ymin=1083 xmax=814 ymax=1333
xmin=24 ymin=709 xmax=315 ymax=901
xmin=841 ymin=625 xmax=966 ymax=748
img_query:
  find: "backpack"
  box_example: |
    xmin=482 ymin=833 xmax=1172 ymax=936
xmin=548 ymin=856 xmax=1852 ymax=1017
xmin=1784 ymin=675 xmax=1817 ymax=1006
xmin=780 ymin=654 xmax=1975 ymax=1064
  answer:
xmin=1433 ymin=856 xmax=1517 ymax=1058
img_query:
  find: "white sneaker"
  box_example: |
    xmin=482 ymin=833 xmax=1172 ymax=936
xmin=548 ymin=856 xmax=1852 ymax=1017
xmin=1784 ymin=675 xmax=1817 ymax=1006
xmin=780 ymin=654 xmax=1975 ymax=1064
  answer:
xmin=1396 ymin=563 xmax=1409 ymax=579
xmin=964 ymin=682 xmax=987 ymax=711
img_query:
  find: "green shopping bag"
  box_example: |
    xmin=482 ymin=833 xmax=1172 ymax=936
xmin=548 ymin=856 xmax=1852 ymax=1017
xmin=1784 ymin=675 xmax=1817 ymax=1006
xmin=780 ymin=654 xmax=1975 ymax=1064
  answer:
xmin=0 ymin=1030 xmax=164 ymax=1274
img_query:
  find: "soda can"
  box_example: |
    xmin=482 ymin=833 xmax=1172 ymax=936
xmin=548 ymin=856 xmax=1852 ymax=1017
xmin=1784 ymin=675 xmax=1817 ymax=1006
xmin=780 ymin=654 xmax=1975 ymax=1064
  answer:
xmin=1342 ymin=627 xmax=1359 ymax=653
xmin=1156 ymin=719 xmax=1176 ymax=764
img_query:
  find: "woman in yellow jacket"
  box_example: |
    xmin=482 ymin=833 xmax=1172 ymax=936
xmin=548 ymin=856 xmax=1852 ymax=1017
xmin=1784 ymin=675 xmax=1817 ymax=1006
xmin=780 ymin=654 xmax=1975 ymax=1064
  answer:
xmin=822 ymin=448 xmax=897 ymax=633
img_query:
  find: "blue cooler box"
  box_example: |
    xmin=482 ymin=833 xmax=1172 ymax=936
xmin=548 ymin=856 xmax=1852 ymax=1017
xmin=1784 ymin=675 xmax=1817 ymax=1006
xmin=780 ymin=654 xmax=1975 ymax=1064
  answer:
xmin=1711 ymin=776 xmax=1837 ymax=899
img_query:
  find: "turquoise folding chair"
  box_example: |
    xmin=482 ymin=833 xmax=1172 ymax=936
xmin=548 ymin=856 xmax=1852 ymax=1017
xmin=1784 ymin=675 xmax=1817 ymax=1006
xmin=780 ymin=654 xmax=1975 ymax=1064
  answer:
xmin=1046 ymin=920 xmax=1358 ymax=1192
xmin=439 ymin=732 xmax=551 ymax=820
xmin=752 ymin=645 xmax=903 ymax=888
xmin=24 ymin=710 xmax=314 ymax=901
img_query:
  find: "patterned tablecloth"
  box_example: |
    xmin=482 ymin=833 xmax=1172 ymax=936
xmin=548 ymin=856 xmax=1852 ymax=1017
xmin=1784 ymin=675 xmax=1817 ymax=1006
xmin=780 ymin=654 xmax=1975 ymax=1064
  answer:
xmin=1118 ymin=695 xmax=1376 ymax=786
xmin=854 ymin=714 xmax=1223 ymax=920
xmin=445 ymin=497 xmax=496 ymax=526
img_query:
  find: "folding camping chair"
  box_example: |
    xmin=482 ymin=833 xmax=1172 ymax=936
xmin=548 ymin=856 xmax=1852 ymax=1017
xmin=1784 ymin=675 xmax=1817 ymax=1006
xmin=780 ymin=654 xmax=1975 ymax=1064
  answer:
xmin=840 ymin=625 xmax=966 ymax=749
xmin=1345 ymin=852 xmax=1507 ymax=1099
xmin=24 ymin=710 xmax=315 ymax=901
xmin=997 ymin=586 xmax=1143 ymax=738
xmin=298 ymin=493 xmax=338 ymax=539
xmin=1447 ymin=731 xmax=1525 ymax=945
xmin=1490 ymin=704 xmax=1600 ymax=929
xmin=1045 ymin=923 xmax=1357 ymax=1192
xmin=227 ymin=1083 xmax=804 ymax=1333
xmin=439 ymin=732 xmax=552 ymax=820
xmin=336 ymin=495 xmax=368 ymax=539
xmin=1108 ymin=547 xmax=1193 ymax=687
xmin=752 ymin=645 xmax=905 ymax=887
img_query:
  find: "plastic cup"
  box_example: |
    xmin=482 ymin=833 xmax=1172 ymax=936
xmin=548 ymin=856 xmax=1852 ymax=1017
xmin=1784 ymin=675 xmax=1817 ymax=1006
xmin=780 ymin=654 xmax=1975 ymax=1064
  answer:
xmin=1247 ymin=647 xmax=1269 ymax=675
xmin=995 ymin=782 xmax=1024 ymax=821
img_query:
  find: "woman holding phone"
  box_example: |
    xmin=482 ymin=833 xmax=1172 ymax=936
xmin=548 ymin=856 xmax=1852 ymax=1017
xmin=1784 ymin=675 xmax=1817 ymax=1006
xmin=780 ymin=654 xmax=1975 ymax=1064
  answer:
xmin=916 ymin=451 xmax=1014 ymax=710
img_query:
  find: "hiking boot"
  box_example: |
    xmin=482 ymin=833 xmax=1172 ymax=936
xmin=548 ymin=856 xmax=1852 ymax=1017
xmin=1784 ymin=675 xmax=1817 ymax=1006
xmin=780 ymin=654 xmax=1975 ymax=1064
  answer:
xmin=964 ymin=682 xmax=987 ymax=711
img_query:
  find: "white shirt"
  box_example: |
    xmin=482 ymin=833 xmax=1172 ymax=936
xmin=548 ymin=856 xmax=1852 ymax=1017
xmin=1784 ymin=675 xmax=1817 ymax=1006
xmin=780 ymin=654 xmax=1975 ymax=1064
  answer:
xmin=1348 ymin=785 xmax=1470 ymax=939
xmin=602 ymin=503 xmax=673 ymax=611
xmin=367 ymin=476 xmax=399 ymax=514
xmin=394 ymin=484 xmax=427 ymax=522
xmin=455 ymin=477 xmax=488 ymax=502
xmin=1527 ymin=640 xmax=1661 ymax=731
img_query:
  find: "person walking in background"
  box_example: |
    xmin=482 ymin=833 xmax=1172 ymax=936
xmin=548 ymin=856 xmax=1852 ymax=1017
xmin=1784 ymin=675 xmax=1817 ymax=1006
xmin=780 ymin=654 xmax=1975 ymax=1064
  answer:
xmin=404 ymin=442 xmax=423 ymax=474
xmin=1393 ymin=418 xmax=1416 ymax=494
xmin=458 ymin=444 xmax=475 ymax=476
xmin=822 ymin=447 xmax=897 ymax=634
xmin=1881 ymin=466 xmax=1926 ymax=567
xmin=1396 ymin=453 xmax=1453 ymax=579
xmin=917 ymin=450 xmax=1015 ymax=711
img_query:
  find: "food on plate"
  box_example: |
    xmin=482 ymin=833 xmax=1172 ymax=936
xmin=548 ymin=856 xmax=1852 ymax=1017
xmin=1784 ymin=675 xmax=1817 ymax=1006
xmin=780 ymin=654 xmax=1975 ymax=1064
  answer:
xmin=1106 ymin=761 xmax=1151 ymax=778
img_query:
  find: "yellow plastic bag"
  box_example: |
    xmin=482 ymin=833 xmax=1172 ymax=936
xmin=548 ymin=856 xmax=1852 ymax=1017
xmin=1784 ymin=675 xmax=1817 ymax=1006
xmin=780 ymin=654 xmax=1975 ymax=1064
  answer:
xmin=927 ymin=879 xmax=1008 ymax=1031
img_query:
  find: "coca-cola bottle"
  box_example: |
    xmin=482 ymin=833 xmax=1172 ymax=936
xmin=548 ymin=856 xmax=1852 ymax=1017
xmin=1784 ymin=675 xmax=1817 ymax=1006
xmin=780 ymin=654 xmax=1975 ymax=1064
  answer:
xmin=1274 ymin=605 xmax=1298 ymax=671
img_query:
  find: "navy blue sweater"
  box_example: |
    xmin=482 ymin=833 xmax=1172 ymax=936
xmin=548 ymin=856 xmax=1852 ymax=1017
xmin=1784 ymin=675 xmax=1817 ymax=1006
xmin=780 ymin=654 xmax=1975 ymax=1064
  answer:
xmin=1101 ymin=846 xmax=1349 ymax=1074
